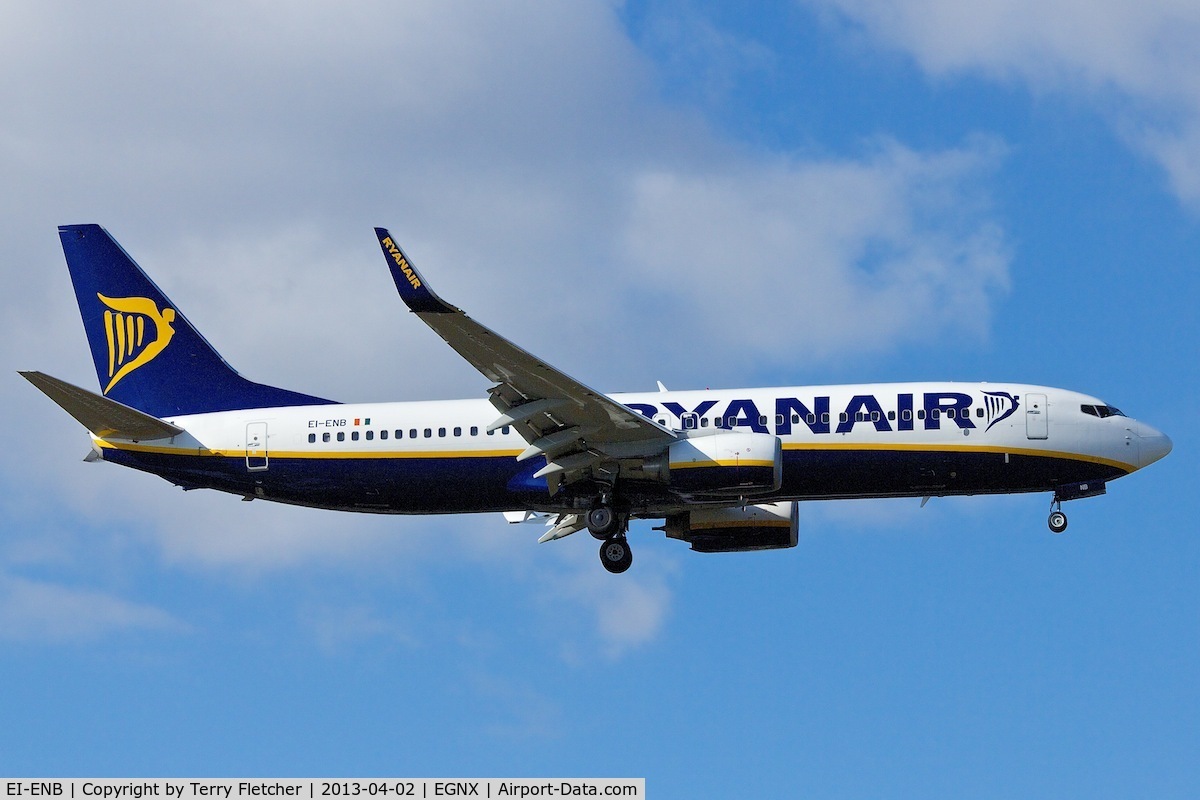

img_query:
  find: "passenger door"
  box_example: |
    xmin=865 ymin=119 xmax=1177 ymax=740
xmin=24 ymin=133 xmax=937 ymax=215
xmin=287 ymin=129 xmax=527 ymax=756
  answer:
xmin=246 ymin=421 xmax=269 ymax=471
xmin=1025 ymin=393 xmax=1048 ymax=440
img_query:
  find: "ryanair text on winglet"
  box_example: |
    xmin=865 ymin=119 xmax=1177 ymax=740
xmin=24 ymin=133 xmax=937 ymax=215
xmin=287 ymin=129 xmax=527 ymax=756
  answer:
xmin=381 ymin=237 xmax=421 ymax=289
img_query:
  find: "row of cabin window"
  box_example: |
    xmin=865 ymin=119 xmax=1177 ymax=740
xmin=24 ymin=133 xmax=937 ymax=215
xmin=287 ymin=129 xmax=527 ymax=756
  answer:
xmin=307 ymin=425 xmax=511 ymax=444
xmin=677 ymin=406 xmax=986 ymax=429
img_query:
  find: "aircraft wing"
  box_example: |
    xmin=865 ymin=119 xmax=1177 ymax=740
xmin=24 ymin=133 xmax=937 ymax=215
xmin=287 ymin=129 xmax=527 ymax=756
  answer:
xmin=374 ymin=228 xmax=676 ymax=492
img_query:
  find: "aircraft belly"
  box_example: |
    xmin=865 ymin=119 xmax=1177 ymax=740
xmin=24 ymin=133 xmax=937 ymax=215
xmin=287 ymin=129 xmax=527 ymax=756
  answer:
xmin=102 ymin=449 xmax=542 ymax=513
xmin=777 ymin=447 xmax=1129 ymax=500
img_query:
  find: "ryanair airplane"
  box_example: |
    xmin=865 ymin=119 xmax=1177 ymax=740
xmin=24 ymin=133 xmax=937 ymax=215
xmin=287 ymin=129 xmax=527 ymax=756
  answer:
xmin=23 ymin=225 xmax=1172 ymax=573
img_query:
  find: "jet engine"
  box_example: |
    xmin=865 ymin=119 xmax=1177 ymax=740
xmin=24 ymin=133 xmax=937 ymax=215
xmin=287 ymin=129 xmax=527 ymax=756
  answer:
xmin=665 ymin=432 xmax=782 ymax=495
xmin=664 ymin=501 xmax=798 ymax=553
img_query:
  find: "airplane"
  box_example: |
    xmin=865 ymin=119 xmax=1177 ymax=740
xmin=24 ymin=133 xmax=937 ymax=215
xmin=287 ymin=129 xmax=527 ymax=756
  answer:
xmin=22 ymin=224 xmax=1172 ymax=573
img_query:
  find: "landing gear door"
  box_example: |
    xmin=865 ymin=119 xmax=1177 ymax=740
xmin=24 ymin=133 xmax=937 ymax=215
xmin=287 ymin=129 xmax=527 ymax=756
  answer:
xmin=246 ymin=421 xmax=269 ymax=471
xmin=1026 ymin=393 xmax=1048 ymax=440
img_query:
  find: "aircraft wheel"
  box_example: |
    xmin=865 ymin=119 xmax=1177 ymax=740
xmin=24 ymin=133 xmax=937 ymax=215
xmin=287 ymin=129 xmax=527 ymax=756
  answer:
xmin=1048 ymin=510 xmax=1068 ymax=534
xmin=587 ymin=505 xmax=618 ymax=539
xmin=599 ymin=537 xmax=633 ymax=574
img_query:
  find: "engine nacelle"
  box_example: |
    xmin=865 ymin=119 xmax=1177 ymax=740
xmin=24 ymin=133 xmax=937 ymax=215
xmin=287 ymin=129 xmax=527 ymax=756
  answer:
xmin=666 ymin=432 xmax=782 ymax=495
xmin=665 ymin=501 xmax=798 ymax=553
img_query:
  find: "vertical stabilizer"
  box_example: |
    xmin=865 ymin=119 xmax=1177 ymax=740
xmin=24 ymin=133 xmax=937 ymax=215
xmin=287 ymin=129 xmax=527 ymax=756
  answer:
xmin=58 ymin=224 xmax=336 ymax=417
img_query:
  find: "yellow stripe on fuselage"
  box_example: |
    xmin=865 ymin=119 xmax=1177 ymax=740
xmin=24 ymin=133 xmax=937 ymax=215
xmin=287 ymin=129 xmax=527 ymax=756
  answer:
xmin=91 ymin=438 xmax=1135 ymax=473
xmin=780 ymin=441 xmax=1135 ymax=473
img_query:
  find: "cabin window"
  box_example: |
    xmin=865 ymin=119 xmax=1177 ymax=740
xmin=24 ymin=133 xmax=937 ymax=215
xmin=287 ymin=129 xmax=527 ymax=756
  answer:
xmin=471 ymin=426 xmax=479 ymax=436
xmin=438 ymin=427 xmax=446 ymax=437
xmin=821 ymin=413 xmax=830 ymax=424
xmin=902 ymin=410 xmax=912 ymax=422
xmin=351 ymin=431 xmax=360 ymax=441
xmin=322 ymin=432 xmax=330 ymax=443
xmin=308 ymin=433 xmax=316 ymax=443
xmin=887 ymin=410 xmax=896 ymax=421
xmin=871 ymin=411 xmax=881 ymax=422
xmin=337 ymin=432 xmax=345 ymax=442
xmin=454 ymin=426 xmax=462 ymax=437
xmin=366 ymin=430 xmax=374 ymax=441
xmin=775 ymin=414 xmax=785 ymax=426
xmin=840 ymin=413 xmax=849 ymax=423
xmin=502 ymin=426 xmax=511 ymax=435
xmin=945 ymin=409 xmax=955 ymax=420
xmin=683 ymin=414 xmax=697 ymax=430
xmin=700 ymin=417 xmax=709 ymax=428
xmin=792 ymin=414 xmax=800 ymax=424
xmin=917 ymin=410 xmax=926 ymax=420
xmin=931 ymin=409 xmax=941 ymax=419
xmin=381 ymin=430 xmax=389 ymax=440
xmin=758 ymin=415 xmax=768 ymax=426
xmin=976 ymin=408 xmax=984 ymax=418
xmin=424 ymin=428 xmax=432 ymax=438
xmin=410 ymin=429 xmax=418 ymax=438
xmin=807 ymin=414 xmax=816 ymax=425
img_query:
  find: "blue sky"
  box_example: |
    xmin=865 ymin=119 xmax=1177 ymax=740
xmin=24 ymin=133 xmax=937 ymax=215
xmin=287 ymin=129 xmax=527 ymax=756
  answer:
xmin=1 ymin=1 xmax=1196 ymax=796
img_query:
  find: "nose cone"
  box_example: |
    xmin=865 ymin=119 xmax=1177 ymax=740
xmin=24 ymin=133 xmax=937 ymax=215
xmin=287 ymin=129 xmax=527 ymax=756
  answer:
xmin=1137 ymin=422 xmax=1173 ymax=468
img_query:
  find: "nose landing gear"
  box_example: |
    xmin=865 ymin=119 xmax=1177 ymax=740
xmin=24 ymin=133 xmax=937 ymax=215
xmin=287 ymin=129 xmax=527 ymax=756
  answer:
xmin=1048 ymin=497 xmax=1068 ymax=534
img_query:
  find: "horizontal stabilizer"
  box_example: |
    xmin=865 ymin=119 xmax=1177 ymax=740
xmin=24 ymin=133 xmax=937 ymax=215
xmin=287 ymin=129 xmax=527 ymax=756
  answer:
xmin=20 ymin=371 xmax=184 ymax=441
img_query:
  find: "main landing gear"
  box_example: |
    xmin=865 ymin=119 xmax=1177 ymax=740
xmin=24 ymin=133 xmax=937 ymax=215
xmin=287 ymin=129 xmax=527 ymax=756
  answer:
xmin=587 ymin=500 xmax=632 ymax=574
xmin=1048 ymin=497 xmax=1068 ymax=534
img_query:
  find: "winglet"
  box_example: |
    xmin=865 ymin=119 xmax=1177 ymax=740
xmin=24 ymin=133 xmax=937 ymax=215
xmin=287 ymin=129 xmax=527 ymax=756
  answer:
xmin=374 ymin=228 xmax=458 ymax=314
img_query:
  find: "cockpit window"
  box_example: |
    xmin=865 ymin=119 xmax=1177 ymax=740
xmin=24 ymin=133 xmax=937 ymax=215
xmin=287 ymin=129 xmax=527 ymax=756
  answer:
xmin=1082 ymin=404 xmax=1126 ymax=418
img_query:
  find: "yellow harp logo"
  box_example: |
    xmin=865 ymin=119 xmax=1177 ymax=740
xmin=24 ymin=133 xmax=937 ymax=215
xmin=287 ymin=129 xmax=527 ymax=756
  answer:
xmin=98 ymin=293 xmax=177 ymax=394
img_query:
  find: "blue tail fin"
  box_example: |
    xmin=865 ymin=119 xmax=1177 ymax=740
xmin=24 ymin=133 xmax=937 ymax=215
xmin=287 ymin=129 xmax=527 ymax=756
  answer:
xmin=58 ymin=224 xmax=337 ymax=417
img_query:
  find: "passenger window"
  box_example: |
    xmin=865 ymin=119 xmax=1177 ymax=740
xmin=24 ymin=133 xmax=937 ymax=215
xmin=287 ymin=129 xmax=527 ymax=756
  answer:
xmin=917 ymin=410 xmax=926 ymax=420
xmin=323 ymin=432 xmax=330 ymax=442
xmin=976 ymin=408 xmax=984 ymax=418
xmin=902 ymin=410 xmax=912 ymax=422
xmin=871 ymin=411 xmax=880 ymax=422
xmin=337 ymin=432 xmax=345 ymax=442
xmin=366 ymin=430 xmax=374 ymax=441
xmin=758 ymin=415 xmax=768 ymax=426
xmin=945 ymin=409 xmax=955 ymax=420
xmin=410 ymin=429 xmax=418 ymax=438
xmin=700 ymin=417 xmax=709 ymax=427
xmin=821 ymin=413 xmax=830 ymax=424
xmin=454 ymin=427 xmax=462 ymax=437
xmin=775 ymin=414 xmax=785 ymax=426
xmin=308 ymin=433 xmax=316 ymax=443
xmin=380 ymin=430 xmax=388 ymax=440
xmin=351 ymin=431 xmax=360 ymax=441
xmin=424 ymin=428 xmax=432 ymax=438
xmin=502 ymin=426 xmax=510 ymax=435
xmin=807 ymin=414 xmax=816 ymax=425
xmin=840 ymin=413 xmax=849 ymax=423
xmin=887 ymin=411 xmax=896 ymax=421
xmin=438 ymin=427 xmax=446 ymax=437
xmin=471 ymin=426 xmax=479 ymax=436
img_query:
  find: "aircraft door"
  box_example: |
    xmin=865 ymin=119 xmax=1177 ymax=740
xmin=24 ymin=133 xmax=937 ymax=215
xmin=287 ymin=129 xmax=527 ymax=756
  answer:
xmin=246 ymin=421 xmax=269 ymax=471
xmin=1025 ymin=393 xmax=1048 ymax=439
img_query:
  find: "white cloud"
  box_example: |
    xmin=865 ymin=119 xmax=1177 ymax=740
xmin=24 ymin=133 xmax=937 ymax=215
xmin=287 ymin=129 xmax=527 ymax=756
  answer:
xmin=0 ymin=573 xmax=181 ymax=642
xmin=810 ymin=0 xmax=1200 ymax=204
